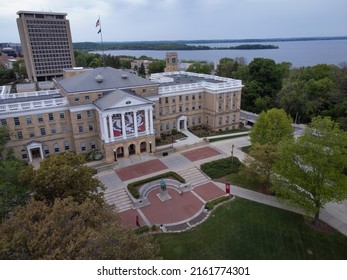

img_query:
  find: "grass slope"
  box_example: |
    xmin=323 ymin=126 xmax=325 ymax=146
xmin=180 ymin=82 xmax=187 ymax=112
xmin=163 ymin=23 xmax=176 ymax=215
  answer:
xmin=154 ymin=198 xmax=347 ymax=259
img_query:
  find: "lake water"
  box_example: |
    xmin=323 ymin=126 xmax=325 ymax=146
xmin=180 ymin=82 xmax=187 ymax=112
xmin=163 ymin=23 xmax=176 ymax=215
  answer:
xmin=99 ymin=39 xmax=347 ymax=67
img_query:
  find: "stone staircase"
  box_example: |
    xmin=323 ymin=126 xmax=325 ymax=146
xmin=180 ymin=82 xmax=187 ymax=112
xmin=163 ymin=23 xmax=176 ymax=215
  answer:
xmin=177 ymin=166 xmax=210 ymax=188
xmin=104 ymin=188 xmax=133 ymax=212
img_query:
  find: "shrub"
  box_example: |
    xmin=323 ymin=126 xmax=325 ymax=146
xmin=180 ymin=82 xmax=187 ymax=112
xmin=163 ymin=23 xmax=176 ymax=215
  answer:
xmin=151 ymin=224 xmax=157 ymax=231
xmin=201 ymin=157 xmax=241 ymax=179
xmin=86 ymin=150 xmax=103 ymax=161
xmin=205 ymin=196 xmax=231 ymax=211
xmin=134 ymin=225 xmax=150 ymax=234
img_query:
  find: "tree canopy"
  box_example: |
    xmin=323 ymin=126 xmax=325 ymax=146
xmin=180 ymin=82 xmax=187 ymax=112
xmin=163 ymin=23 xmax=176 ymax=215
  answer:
xmin=186 ymin=62 xmax=213 ymax=74
xmin=271 ymin=116 xmax=347 ymax=225
xmin=249 ymin=108 xmax=294 ymax=146
xmin=0 ymin=197 xmax=160 ymax=259
xmin=19 ymin=152 xmax=105 ymax=206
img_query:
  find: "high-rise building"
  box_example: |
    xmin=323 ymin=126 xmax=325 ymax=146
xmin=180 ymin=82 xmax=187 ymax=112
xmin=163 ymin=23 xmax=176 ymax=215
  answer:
xmin=16 ymin=10 xmax=75 ymax=82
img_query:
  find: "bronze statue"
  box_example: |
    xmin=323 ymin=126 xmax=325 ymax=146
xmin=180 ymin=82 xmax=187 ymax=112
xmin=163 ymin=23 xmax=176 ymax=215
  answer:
xmin=160 ymin=178 xmax=167 ymax=191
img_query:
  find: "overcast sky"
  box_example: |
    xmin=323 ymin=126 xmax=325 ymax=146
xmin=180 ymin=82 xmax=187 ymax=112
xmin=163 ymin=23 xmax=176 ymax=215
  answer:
xmin=1 ymin=0 xmax=346 ymax=43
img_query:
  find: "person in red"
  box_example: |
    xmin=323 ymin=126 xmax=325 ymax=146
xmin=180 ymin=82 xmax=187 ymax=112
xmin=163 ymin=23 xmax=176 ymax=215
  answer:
xmin=136 ymin=215 xmax=140 ymax=227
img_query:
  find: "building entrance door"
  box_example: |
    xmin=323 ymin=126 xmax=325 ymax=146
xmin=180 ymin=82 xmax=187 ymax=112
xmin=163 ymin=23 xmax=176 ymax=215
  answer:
xmin=31 ymin=148 xmax=41 ymax=159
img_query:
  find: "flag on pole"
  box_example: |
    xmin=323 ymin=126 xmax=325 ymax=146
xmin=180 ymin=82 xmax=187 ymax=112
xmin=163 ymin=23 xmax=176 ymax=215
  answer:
xmin=95 ymin=19 xmax=100 ymax=27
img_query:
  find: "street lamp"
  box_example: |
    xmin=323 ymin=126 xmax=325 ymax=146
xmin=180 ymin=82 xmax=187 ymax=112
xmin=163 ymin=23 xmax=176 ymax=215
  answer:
xmin=231 ymin=144 xmax=234 ymax=164
xmin=113 ymin=149 xmax=117 ymax=162
xmin=149 ymin=141 xmax=152 ymax=153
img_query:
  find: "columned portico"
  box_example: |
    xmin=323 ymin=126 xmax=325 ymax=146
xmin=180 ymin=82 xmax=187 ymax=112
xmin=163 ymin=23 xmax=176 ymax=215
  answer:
xmin=26 ymin=141 xmax=44 ymax=162
xmin=177 ymin=115 xmax=188 ymax=131
xmin=99 ymin=106 xmax=154 ymax=144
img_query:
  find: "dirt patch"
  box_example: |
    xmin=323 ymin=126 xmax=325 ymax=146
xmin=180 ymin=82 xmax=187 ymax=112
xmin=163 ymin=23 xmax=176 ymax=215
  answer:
xmin=305 ymin=219 xmax=338 ymax=233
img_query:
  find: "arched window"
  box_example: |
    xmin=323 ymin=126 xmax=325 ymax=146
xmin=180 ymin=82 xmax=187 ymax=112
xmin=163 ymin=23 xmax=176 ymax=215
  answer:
xmin=64 ymin=141 xmax=70 ymax=151
xmin=90 ymin=140 xmax=96 ymax=150
xmin=81 ymin=142 xmax=86 ymax=151
xmin=54 ymin=143 xmax=59 ymax=153
xmin=21 ymin=149 xmax=27 ymax=159
xmin=44 ymin=145 xmax=49 ymax=155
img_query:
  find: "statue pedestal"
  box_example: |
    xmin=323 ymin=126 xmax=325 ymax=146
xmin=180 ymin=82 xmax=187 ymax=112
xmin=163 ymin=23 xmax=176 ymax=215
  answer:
xmin=157 ymin=189 xmax=171 ymax=201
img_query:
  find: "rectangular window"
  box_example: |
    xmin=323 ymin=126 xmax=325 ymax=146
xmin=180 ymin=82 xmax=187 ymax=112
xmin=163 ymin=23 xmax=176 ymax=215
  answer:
xmin=40 ymin=127 xmax=46 ymax=136
xmin=29 ymin=129 xmax=35 ymax=138
xmin=48 ymin=113 xmax=54 ymax=121
xmin=78 ymin=125 xmax=83 ymax=133
xmin=192 ymin=94 xmax=195 ymax=100
xmin=179 ymin=105 xmax=182 ymax=112
xmin=159 ymin=98 xmax=162 ymax=104
xmin=85 ymin=95 xmax=90 ymax=100
xmin=185 ymin=95 xmax=189 ymax=101
xmin=76 ymin=113 xmax=82 ymax=120
xmin=89 ymin=124 xmax=94 ymax=131
xmin=62 ymin=125 xmax=68 ymax=133
xmin=60 ymin=112 xmax=65 ymax=119
xmin=179 ymin=95 xmax=182 ymax=102
xmin=219 ymin=117 xmax=222 ymax=125
xmin=17 ymin=131 xmax=23 ymax=140
xmin=87 ymin=110 xmax=93 ymax=118
xmin=172 ymin=106 xmax=176 ymax=114
xmin=91 ymin=142 xmax=96 ymax=149
xmin=14 ymin=117 xmax=20 ymax=126
xmin=38 ymin=114 xmax=43 ymax=123
xmin=26 ymin=116 xmax=32 ymax=125
xmin=74 ymin=97 xmax=79 ymax=102
xmin=51 ymin=127 xmax=56 ymax=134
xmin=172 ymin=97 xmax=176 ymax=103
xmin=165 ymin=97 xmax=169 ymax=104
xmin=165 ymin=106 xmax=169 ymax=114
xmin=0 ymin=119 xmax=7 ymax=126
xmin=64 ymin=143 xmax=70 ymax=151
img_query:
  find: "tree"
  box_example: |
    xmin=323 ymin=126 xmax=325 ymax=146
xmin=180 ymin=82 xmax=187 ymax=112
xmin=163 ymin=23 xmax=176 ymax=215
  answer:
xmin=138 ymin=62 xmax=146 ymax=78
xmin=271 ymin=117 xmax=347 ymax=225
xmin=242 ymin=108 xmax=294 ymax=187
xmin=19 ymin=152 xmax=105 ymax=205
xmin=0 ymin=157 xmax=29 ymax=221
xmin=148 ymin=60 xmax=165 ymax=74
xmin=0 ymin=197 xmax=160 ymax=259
xmin=216 ymin=57 xmax=240 ymax=78
xmin=250 ymin=108 xmax=294 ymax=146
xmin=186 ymin=62 xmax=213 ymax=74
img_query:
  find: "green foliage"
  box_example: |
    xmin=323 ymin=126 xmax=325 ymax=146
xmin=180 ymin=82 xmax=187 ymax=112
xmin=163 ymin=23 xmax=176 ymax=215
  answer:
xmin=0 ymin=65 xmax=16 ymax=85
xmin=0 ymin=197 xmax=160 ymax=259
xmin=250 ymin=108 xmax=294 ymax=146
xmin=138 ymin=62 xmax=146 ymax=77
xmin=86 ymin=150 xmax=103 ymax=161
xmin=0 ymin=158 xmax=29 ymax=220
xmin=134 ymin=225 xmax=150 ymax=235
xmin=186 ymin=62 xmax=213 ymax=74
xmin=271 ymin=117 xmax=347 ymax=224
xmin=201 ymin=157 xmax=241 ymax=179
xmin=127 ymin=171 xmax=185 ymax=198
xmin=148 ymin=60 xmax=165 ymax=74
xmin=19 ymin=152 xmax=105 ymax=206
xmin=204 ymin=196 xmax=230 ymax=211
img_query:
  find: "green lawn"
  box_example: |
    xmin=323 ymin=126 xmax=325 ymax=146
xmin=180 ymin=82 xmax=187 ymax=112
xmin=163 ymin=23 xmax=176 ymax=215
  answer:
xmin=153 ymin=198 xmax=347 ymax=259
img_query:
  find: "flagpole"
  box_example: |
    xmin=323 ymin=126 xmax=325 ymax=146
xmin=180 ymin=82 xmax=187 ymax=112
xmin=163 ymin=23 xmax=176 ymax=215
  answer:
xmin=97 ymin=15 xmax=106 ymax=67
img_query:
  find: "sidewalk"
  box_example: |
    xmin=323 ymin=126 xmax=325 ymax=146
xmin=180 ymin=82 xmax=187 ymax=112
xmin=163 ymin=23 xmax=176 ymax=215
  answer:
xmin=97 ymin=134 xmax=347 ymax=236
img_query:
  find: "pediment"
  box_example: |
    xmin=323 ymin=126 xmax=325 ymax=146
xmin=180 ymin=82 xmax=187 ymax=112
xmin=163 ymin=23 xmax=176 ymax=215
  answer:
xmin=109 ymin=95 xmax=150 ymax=109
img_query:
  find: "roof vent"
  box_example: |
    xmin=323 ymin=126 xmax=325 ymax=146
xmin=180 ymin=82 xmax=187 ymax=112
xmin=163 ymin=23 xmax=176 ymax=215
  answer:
xmin=95 ymin=74 xmax=103 ymax=83
xmin=121 ymin=74 xmax=128 ymax=79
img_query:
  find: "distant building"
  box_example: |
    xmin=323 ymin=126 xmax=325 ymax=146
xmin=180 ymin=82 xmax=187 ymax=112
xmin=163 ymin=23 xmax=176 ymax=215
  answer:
xmin=164 ymin=52 xmax=179 ymax=72
xmin=0 ymin=67 xmax=243 ymax=163
xmin=131 ymin=60 xmax=153 ymax=75
xmin=16 ymin=10 xmax=75 ymax=82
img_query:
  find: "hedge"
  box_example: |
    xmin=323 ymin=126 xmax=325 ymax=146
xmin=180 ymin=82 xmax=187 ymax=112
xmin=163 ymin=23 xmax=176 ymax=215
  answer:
xmin=205 ymin=196 xmax=231 ymax=211
xmin=201 ymin=157 xmax=241 ymax=179
xmin=127 ymin=171 xmax=185 ymax=198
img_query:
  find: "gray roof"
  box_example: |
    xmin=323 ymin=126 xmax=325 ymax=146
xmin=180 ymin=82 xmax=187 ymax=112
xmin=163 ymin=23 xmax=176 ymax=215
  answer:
xmin=94 ymin=89 xmax=153 ymax=110
xmin=57 ymin=67 xmax=155 ymax=94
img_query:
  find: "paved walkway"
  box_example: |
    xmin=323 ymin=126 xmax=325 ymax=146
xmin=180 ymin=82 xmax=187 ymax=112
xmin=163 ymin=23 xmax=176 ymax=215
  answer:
xmin=97 ymin=133 xmax=347 ymax=236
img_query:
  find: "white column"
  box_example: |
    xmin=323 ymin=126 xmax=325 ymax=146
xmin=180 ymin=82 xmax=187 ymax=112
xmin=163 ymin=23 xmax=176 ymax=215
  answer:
xmin=102 ymin=115 xmax=109 ymax=143
xmin=145 ymin=108 xmax=149 ymax=135
xmin=133 ymin=110 xmax=138 ymax=137
xmin=27 ymin=148 xmax=33 ymax=162
xmin=121 ymin=112 xmax=127 ymax=139
xmin=39 ymin=145 xmax=44 ymax=160
xmin=149 ymin=108 xmax=154 ymax=134
xmin=108 ymin=114 xmax=115 ymax=142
